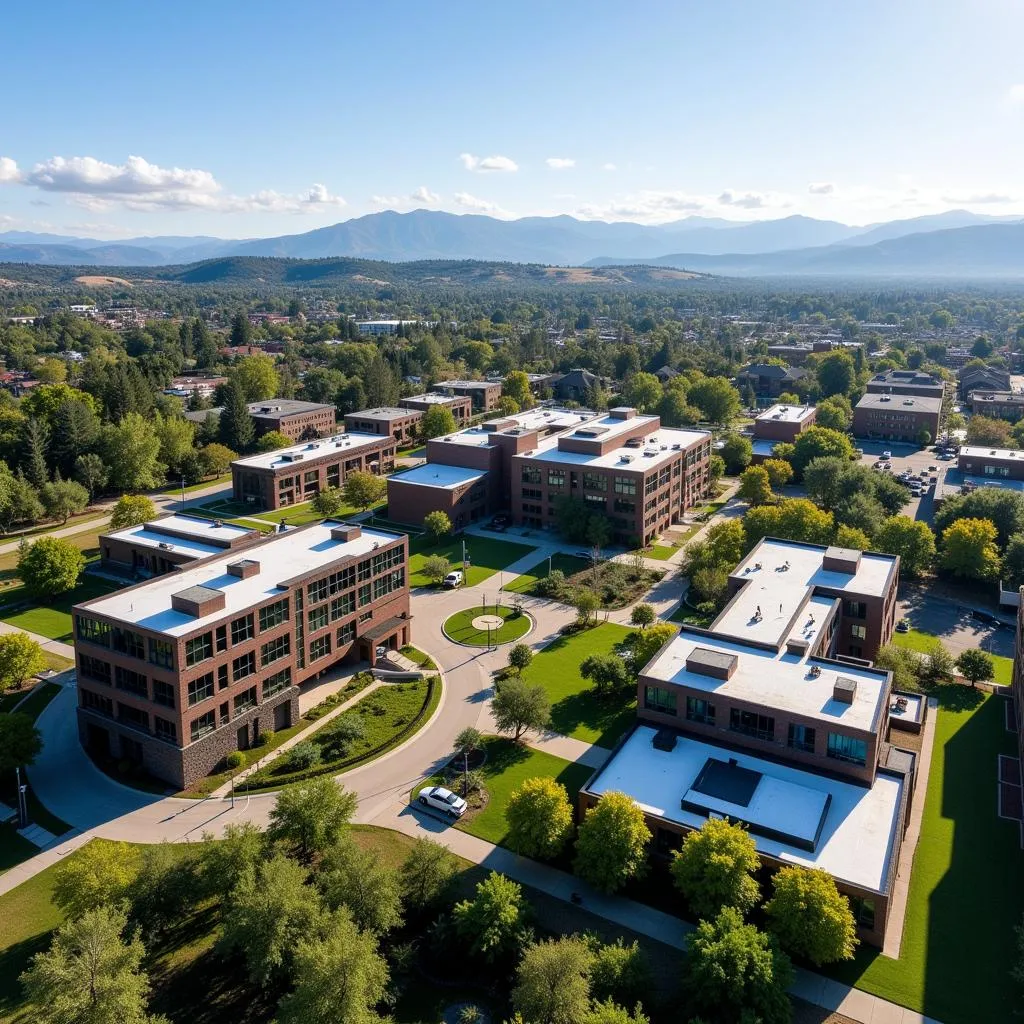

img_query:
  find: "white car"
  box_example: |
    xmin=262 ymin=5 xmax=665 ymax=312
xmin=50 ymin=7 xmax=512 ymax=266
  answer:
xmin=418 ymin=785 xmax=467 ymax=818
xmin=443 ymin=570 xmax=464 ymax=588
xmin=881 ymin=450 xmax=893 ymax=460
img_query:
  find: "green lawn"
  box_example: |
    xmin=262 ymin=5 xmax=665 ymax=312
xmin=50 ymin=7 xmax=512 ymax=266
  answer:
xmin=826 ymin=687 xmax=1023 ymax=1021
xmin=163 ymin=473 xmax=232 ymax=496
xmin=892 ymin=628 xmax=1012 ymax=685
xmin=255 ymin=497 xmax=386 ymax=527
xmin=415 ymin=736 xmax=595 ymax=847
xmin=408 ymin=535 xmax=535 ymax=588
xmin=519 ymin=622 xmax=636 ymax=747
xmin=399 ymin=644 xmax=436 ymax=670
xmin=443 ymin=605 xmax=532 ymax=646
xmin=0 ymin=576 xmax=122 ymax=643
xmin=502 ymin=553 xmax=590 ymax=595
xmin=641 ymin=543 xmax=679 ymax=561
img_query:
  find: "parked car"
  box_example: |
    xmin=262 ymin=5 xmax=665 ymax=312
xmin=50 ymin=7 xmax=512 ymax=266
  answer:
xmin=443 ymin=570 xmax=464 ymax=588
xmin=928 ymin=464 xmax=938 ymax=472
xmin=895 ymin=620 xmax=910 ymax=633
xmin=882 ymin=450 xmax=893 ymax=460
xmin=418 ymin=785 xmax=467 ymax=818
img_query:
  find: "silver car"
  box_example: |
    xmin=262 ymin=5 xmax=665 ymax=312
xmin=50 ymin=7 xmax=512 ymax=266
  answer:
xmin=418 ymin=785 xmax=468 ymax=818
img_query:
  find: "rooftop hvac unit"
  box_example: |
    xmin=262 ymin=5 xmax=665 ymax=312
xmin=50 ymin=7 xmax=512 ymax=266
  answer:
xmin=671 ymin=443 xmax=682 ymax=450
xmin=158 ymin=542 xmax=174 ymax=551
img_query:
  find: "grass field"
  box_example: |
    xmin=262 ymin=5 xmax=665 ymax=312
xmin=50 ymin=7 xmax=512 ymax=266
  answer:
xmin=0 ymin=575 xmax=122 ymax=643
xmin=519 ymin=622 xmax=635 ymax=747
xmin=892 ymin=627 xmax=1012 ymax=685
xmin=442 ymin=605 xmax=532 ymax=646
xmin=0 ymin=525 xmax=107 ymax=577
xmin=408 ymin=535 xmax=534 ymax=588
xmin=825 ymin=687 xmax=1022 ymax=1021
xmin=641 ymin=543 xmax=679 ymax=561
xmin=502 ymin=553 xmax=590 ymax=595
xmin=415 ymin=736 xmax=595 ymax=847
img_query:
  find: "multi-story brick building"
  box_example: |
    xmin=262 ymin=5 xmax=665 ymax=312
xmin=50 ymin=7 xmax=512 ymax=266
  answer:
xmin=231 ymin=432 xmax=396 ymax=510
xmin=248 ymin=400 xmax=337 ymax=441
xmin=852 ymin=393 xmax=942 ymax=443
xmin=864 ymin=370 xmax=944 ymax=400
xmin=399 ymin=392 xmax=472 ymax=424
xmin=1012 ymin=598 xmax=1024 ymax=768
xmin=510 ymin=408 xmax=712 ymax=547
xmin=345 ymin=407 xmax=422 ymax=445
xmin=957 ymin=445 xmax=1024 ymax=481
xmin=73 ymin=520 xmax=410 ymax=789
xmin=958 ymin=365 xmax=1011 ymax=398
xmin=734 ymin=363 xmax=807 ymax=404
xmin=99 ymin=514 xmax=262 ymax=578
xmin=579 ymin=538 xmax=912 ymax=948
xmin=750 ymin=403 xmax=816 ymax=462
xmin=433 ymin=379 xmax=503 ymax=413
xmin=965 ymin=390 xmax=1024 ymax=421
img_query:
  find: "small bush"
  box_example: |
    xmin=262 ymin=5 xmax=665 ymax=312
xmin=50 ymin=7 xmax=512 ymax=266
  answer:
xmin=257 ymin=730 xmax=273 ymax=747
xmin=225 ymin=751 xmax=245 ymax=771
xmin=285 ymin=740 xmax=321 ymax=771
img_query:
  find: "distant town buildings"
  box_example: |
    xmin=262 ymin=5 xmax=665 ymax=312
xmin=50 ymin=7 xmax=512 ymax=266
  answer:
xmin=735 ymin=363 xmax=807 ymax=404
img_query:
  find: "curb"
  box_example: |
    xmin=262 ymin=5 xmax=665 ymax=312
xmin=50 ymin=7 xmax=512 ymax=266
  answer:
xmin=441 ymin=608 xmax=535 ymax=648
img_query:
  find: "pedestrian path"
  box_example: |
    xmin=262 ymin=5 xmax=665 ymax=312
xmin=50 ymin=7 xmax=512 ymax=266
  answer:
xmin=0 ymin=620 xmax=75 ymax=659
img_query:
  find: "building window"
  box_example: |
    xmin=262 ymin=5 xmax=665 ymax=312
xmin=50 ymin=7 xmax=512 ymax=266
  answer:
xmin=521 ymin=466 xmax=541 ymax=485
xmin=614 ymin=498 xmax=636 ymax=514
xmin=331 ymin=593 xmax=355 ymax=620
xmin=845 ymin=600 xmax=866 ymax=619
xmin=358 ymin=583 xmax=372 ymax=607
xmin=79 ymin=655 xmax=111 ymax=685
xmin=148 ymin=638 xmax=173 ymax=670
xmin=584 ymin=494 xmax=606 ymax=511
xmin=152 ymin=680 xmax=175 ymax=708
xmin=308 ymin=577 xmax=330 ymax=604
xmin=583 ymin=472 xmax=608 ymax=492
xmin=308 ymin=605 xmax=329 ymax=631
xmin=233 ymin=686 xmax=258 ymax=717
xmin=114 ymin=666 xmax=148 ymax=698
xmin=187 ymin=672 xmax=215 ymax=706
xmin=788 ymin=723 xmax=816 ymax=754
xmin=215 ymin=625 xmax=227 ymax=653
xmin=309 ymin=635 xmax=332 ymax=662
xmin=81 ymin=689 xmax=113 ymax=716
xmin=262 ymin=667 xmax=292 ymax=698
xmin=185 ymin=632 xmax=213 ymax=667
xmin=337 ymin=621 xmax=356 ymax=647
xmin=729 ymin=708 xmax=774 ymax=742
xmin=613 ymin=476 xmax=637 ymax=496
xmin=154 ymin=717 xmax=177 ymax=743
xmin=259 ymin=598 xmax=289 ymax=631
xmin=685 ymin=696 xmax=715 ymax=725
xmin=827 ymin=732 xmax=867 ymax=766
xmin=850 ymin=896 xmax=875 ymax=929
xmin=644 ymin=686 xmax=677 ymax=716
xmin=547 ymin=469 xmax=566 ymax=488
xmin=117 ymin=703 xmax=149 ymax=731
xmin=231 ymin=614 xmax=254 ymax=645
xmin=260 ymin=634 xmax=291 ymax=667
xmin=232 ymin=651 xmax=256 ymax=681
xmin=850 ymin=624 xmax=867 ymax=640
xmin=77 ymin=615 xmax=111 ymax=648
xmin=190 ymin=710 xmax=217 ymax=741
xmin=112 ymin=628 xmax=145 ymax=660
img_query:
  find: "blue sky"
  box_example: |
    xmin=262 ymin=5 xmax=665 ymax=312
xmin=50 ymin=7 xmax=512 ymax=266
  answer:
xmin=3 ymin=0 xmax=1024 ymax=238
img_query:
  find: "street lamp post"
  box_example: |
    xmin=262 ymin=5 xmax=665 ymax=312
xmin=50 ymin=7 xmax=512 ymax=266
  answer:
xmin=15 ymin=766 xmax=27 ymax=828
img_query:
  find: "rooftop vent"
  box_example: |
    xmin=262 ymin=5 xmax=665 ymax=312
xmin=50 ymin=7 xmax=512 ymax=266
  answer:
xmin=686 ymin=646 xmax=738 ymax=680
xmin=158 ymin=542 xmax=174 ymax=551
xmin=652 ymin=728 xmax=677 ymax=752
xmin=879 ymin=395 xmax=892 ymax=402
xmin=171 ymin=584 xmax=225 ymax=618
xmin=833 ymin=676 xmax=858 ymax=704
xmin=330 ymin=524 xmax=363 ymax=543
xmin=823 ymin=545 xmax=862 ymax=575
xmin=227 ymin=559 xmax=260 ymax=579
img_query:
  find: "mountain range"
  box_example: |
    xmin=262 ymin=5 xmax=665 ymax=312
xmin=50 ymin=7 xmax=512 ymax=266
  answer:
xmin=2 ymin=209 xmax=1024 ymax=277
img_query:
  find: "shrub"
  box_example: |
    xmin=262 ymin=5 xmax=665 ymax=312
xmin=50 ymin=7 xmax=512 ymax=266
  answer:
xmin=286 ymin=740 xmax=322 ymax=772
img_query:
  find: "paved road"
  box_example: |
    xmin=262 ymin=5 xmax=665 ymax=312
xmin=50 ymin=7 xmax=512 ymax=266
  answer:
xmin=897 ymin=586 xmax=1015 ymax=657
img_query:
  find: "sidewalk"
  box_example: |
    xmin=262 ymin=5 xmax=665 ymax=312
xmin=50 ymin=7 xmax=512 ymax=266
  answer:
xmin=0 ymin=620 xmax=75 ymax=659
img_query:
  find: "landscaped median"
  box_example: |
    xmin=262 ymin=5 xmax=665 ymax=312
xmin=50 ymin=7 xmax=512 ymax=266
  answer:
xmin=236 ymin=675 xmax=441 ymax=793
xmin=442 ymin=605 xmax=532 ymax=646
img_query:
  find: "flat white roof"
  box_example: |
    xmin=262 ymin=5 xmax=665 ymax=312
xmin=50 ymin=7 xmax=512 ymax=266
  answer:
xmin=522 ymin=423 xmax=710 ymax=471
xmin=757 ymin=403 xmax=815 ymax=424
xmin=231 ymin=431 xmax=387 ymax=471
xmin=644 ymin=629 xmax=888 ymax=732
xmin=856 ymin=394 xmax=942 ymax=412
xmin=433 ymin=407 xmax=593 ymax=447
xmin=435 ymin=379 xmax=499 ymax=389
xmin=346 ymin=407 xmax=414 ymax=420
xmin=751 ymin=439 xmax=778 ymax=458
xmin=959 ymin=445 xmax=1024 ymax=461
xmin=588 ymin=726 xmax=903 ymax=892
xmin=103 ymin=515 xmax=255 ymax=559
xmin=84 ymin=522 xmax=402 ymax=638
xmin=403 ymin=392 xmax=463 ymax=404
xmin=388 ymin=464 xmax=486 ymax=489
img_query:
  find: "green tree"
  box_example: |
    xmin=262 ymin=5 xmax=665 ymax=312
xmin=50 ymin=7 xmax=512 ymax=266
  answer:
xmin=966 ymin=414 xmax=1013 ymax=447
xmin=400 ymin=837 xmax=459 ymax=912
xmin=683 ymin=907 xmax=794 ymax=1024
xmin=670 ymin=818 xmax=761 ymax=920
xmin=508 ymin=643 xmax=534 ymax=672
xmin=814 ymin=394 xmax=853 ymax=431
xmin=40 ymin=476 xmax=89 ymax=524
xmin=573 ymin=586 xmax=600 ymax=626
xmin=453 ymin=871 xmax=530 ymax=963
xmin=630 ymin=602 xmax=656 ymax=629
xmin=621 ymin=372 xmax=663 ymax=413
xmin=940 ymin=517 xmax=1001 ymax=580
xmin=254 ymin=430 xmax=291 ymax=452
xmin=506 ymin=777 xmax=574 ymax=859
xmin=791 ymin=426 xmax=855 ymax=476
xmin=420 ymin=404 xmax=457 ymax=439
xmin=720 ymin=434 xmax=753 ymax=474
xmin=17 ymin=536 xmax=85 ymax=597
xmin=110 ymin=494 xmax=157 ymax=530
xmin=50 ymin=397 xmax=101 ymax=477
xmin=835 ymin=524 xmax=872 ymax=550
xmin=744 ymin=497 xmax=834 ymax=547
xmin=423 ymin=509 xmax=453 ymax=542
xmin=232 ymin=354 xmax=279 ymax=402
xmin=312 ymin=485 xmax=346 ymax=516
xmin=761 ymin=457 xmax=794 ymax=489
xmin=512 ymin=936 xmax=595 ymax=1024
xmin=21 ymin=417 xmax=49 ymax=488
xmin=580 ymin=652 xmax=631 ymax=694
xmin=684 ymin=519 xmax=747 ymax=577
xmin=153 ymin=414 xmax=195 ymax=476
xmin=102 ymin=413 xmax=165 ymax=491
xmin=193 ymin=318 xmax=219 ymax=368
xmin=622 ymin=622 xmax=675 ymax=675
xmin=229 ymin=311 xmax=253 ymax=347
xmin=503 ymin=370 xmax=534 ymax=410
xmin=0 ymin=713 xmax=42 ymax=773
xmin=20 ymin=906 xmax=165 ymax=1024
xmin=874 ymin=515 xmax=936 ymax=576
xmin=583 ymin=999 xmax=650 ymax=1024
xmin=219 ymin=381 xmax=255 ymax=452
xmin=874 ymin=643 xmax=922 ymax=691
xmin=497 ymin=396 xmax=521 ymax=416
xmin=814 ymin=350 xmax=856 ymax=397
xmin=589 ymin=939 xmax=652 ymax=1008
xmin=738 ymin=465 xmax=773 ymax=505
xmin=492 ymin=677 xmax=551 ymax=740
xmin=127 ymin=843 xmax=203 ymax=942
xmin=0 ymin=633 xmax=46 ymax=693
xmin=73 ymin=453 xmax=108 ymax=498
xmin=343 ymin=470 xmax=387 ymax=512
xmin=765 ymin=866 xmax=857 ymax=966
xmin=52 ymin=840 xmax=142 ymax=919
xmin=933 ymin=487 xmax=1024 ymax=549
xmin=219 ymin=854 xmax=323 ymax=986
xmin=574 ymin=792 xmax=651 ymax=893
xmin=267 ymin=777 xmax=357 ymax=862
xmin=689 ymin=377 xmax=741 ymax=423
xmin=421 ymin=554 xmax=453 ymax=585
xmin=198 ymin=821 xmax=265 ymax=900
xmin=316 ymin=837 xmax=403 ymax=934
xmin=197 ymin=442 xmax=236 ymax=476
xmin=957 ymin=648 xmax=995 ymax=687
xmin=276 ymin=908 xmax=389 ymax=1024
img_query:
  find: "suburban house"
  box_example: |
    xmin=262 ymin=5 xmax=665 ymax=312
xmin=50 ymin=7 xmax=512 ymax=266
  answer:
xmin=549 ymin=368 xmax=602 ymax=404
xmin=958 ymin=364 xmax=1011 ymax=398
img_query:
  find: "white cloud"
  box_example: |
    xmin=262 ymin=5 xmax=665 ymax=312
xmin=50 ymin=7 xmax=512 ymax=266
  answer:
xmin=371 ymin=194 xmax=403 ymax=207
xmin=454 ymin=191 xmax=499 ymax=211
xmin=546 ymin=157 xmax=575 ymax=170
xmin=27 ymin=154 xmax=218 ymax=196
xmin=459 ymin=152 xmax=518 ymax=173
xmin=808 ymin=182 xmax=835 ymax=195
xmin=939 ymin=191 xmax=1014 ymax=205
xmin=602 ymin=163 xmax=617 ymax=171
xmin=0 ymin=157 xmax=20 ymax=183
xmin=1005 ymin=83 xmax=1024 ymax=106
xmin=411 ymin=185 xmax=440 ymax=204
xmin=719 ymin=190 xmax=770 ymax=209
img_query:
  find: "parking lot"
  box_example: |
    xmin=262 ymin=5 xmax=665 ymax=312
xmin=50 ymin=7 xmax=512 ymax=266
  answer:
xmin=855 ymin=440 xmax=951 ymax=522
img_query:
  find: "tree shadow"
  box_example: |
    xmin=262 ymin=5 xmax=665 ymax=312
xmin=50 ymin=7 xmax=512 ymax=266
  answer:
xmin=549 ymin=691 xmax=635 ymax=749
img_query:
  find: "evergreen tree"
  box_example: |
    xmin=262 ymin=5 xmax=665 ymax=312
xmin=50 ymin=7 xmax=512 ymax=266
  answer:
xmin=230 ymin=312 xmax=253 ymax=348
xmin=51 ymin=397 xmax=101 ymax=477
xmin=193 ymin=318 xmax=219 ymax=368
xmin=363 ymin=354 xmax=399 ymax=407
xmin=219 ymin=381 xmax=255 ymax=452
xmin=21 ymin=418 xmax=49 ymax=487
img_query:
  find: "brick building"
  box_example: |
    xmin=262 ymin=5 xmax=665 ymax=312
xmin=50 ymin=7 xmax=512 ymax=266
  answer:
xmin=579 ymin=538 xmax=911 ymax=948
xmin=510 ymin=408 xmax=712 ymax=547
xmin=864 ymin=370 xmax=945 ymax=400
xmin=433 ymin=379 xmax=503 ymax=413
xmin=958 ymin=365 xmax=1011 ymax=398
xmin=734 ymin=363 xmax=807 ymax=404
xmin=248 ymin=400 xmax=336 ymax=441
xmin=965 ymin=390 xmax=1024 ymax=421
xmin=231 ymin=432 xmax=395 ymax=510
xmin=750 ymin=403 xmax=816 ymax=462
xmin=345 ymin=407 xmax=422 ymax=445
xmin=399 ymin=392 xmax=472 ymax=424
xmin=957 ymin=445 xmax=1024 ymax=481
xmin=73 ymin=521 xmax=410 ymax=789
xmin=852 ymin=393 xmax=942 ymax=443
xmin=99 ymin=514 xmax=262 ymax=578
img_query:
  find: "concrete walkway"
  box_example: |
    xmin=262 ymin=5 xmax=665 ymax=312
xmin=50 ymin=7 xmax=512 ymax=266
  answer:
xmin=0 ymin=620 xmax=75 ymax=660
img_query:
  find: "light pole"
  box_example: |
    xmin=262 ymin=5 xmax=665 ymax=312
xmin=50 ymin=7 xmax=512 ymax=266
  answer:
xmin=180 ymin=477 xmax=185 ymax=506
xmin=15 ymin=766 xmax=27 ymax=828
